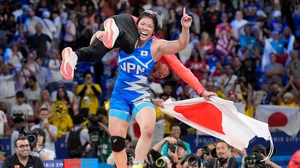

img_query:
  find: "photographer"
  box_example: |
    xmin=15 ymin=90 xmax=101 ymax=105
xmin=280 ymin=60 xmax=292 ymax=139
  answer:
xmin=2 ymin=137 xmax=44 ymax=168
xmin=65 ymin=115 xmax=89 ymax=158
xmin=197 ymin=142 xmax=216 ymax=166
xmin=206 ymin=141 xmax=238 ymax=168
xmin=30 ymin=128 xmax=55 ymax=160
xmin=86 ymin=108 xmax=111 ymax=161
xmin=182 ymin=154 xmax=201 ymax=168
xmin=242 ymin=145 xmax=281 ymax=168
xmin=152 ymin=137 xmax=185 ymax=168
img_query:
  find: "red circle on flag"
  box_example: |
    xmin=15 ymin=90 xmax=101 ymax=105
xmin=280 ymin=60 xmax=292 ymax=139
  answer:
xmin=268 ymin=112 xmax=288 ymax=127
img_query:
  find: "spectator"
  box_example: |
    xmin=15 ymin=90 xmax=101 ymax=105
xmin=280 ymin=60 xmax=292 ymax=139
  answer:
xmin=41 ymin=11 xmax=56 ymax=43
xmin=286 ymin=49 xmax=300 ymax=80
xmin=31 ymin=108 xmax=57 ymax=157
xmin=196 ymin=32 xmax=215 ymax=59
xmin=0 ymin=101 xmax=13 ymax=127
xmin=5 ymin=42 xmax=23 ymax=69
xmin=252 ymin=11 xmax=268 ymax=46
xmin=27 ymin=23 xmax=53 ymax=62
xmin=269 ymin=10 xmax=288 ymax=34
xmin=231 ymin=11 xmax=248 ymax=42
xmin=3 ymin=137 xmax=45 ymax=168
xmin=63 ymin=12 xmax=76 ymax=49
xmin=0 ymin=108 xmax=11 ymax=137
xmin=56 ymin=86 xmax=76 ymax=117
xmin=47 ymin=49 xmax=63 ymax=91
xmin=220 ymin=64 xmax=238 ymax=96
xmin=14 ymin=58 xmax=36 ymax=91
xmin=13 ymin=26 xmax=30 ymax=58
xmin=77 ymin=72 xmax=102 ymax=116
xmin=23 ymin=76 xmax=40 ymax=109
xmin=0 ymin=64 xmax=17 ymax=114
xmin=11 ymin=91 xmax=34 ymax=122
xmin=215 ymin=13 xmax=235 ymax=57
xmin=50 ymin=81 xmax=74 ymax=102
xmin=203 ymin=0 xmax=221 ymax=39
xmin=293 ymin=5 xmax=300 ymax=42
xmin=23 ymin=7 xmax=43 ymax=36
xmin=31 ymin=128 xmax=55 ymax=160
xmin=77 ymin=16 xmax=94 ymax=48
xmin=35 ymin=57 xmax=48 ymax=88
xmin=265 ymin=53 xmax=284 ymax=86
xmin=243 ymin=0 xmax=261 ymax=22
xmin=185 ymin=48 xmax=208 ymax=82
xmin=51 ymin=10 xmax=62 ymax=49
xmin=277 ymin=78 xmax=299 ymax=107
xmin=49 ymin=101 xmax=73 ymax=137
xmin=36 ymin=0 xmax=52 ymax=17
xmin=5 ymin=14 xmax=17 ymax=43
xmin=34 ymin=89 xmax=53 ymax=118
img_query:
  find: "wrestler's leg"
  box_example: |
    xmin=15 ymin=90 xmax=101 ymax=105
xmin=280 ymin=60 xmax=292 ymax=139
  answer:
xmin=108 ymin=95 xmax=132 ymax=168
xmin=132 ymin=102 xmax=156 ymax=167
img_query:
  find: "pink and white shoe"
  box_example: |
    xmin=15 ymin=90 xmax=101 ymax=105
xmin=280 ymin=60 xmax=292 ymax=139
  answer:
xmin=60 ymin=47 xmax=78 ymax=80
xmin=103 ymin=18 xmax=119 ymax=49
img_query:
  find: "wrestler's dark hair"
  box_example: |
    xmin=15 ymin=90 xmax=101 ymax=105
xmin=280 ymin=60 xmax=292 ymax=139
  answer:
xmin=137 ymin=10 xmax=162 ymax=34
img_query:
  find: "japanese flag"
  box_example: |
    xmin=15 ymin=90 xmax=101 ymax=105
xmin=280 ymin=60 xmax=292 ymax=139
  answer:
xmin=160 ymin=97 xmax=273 ymax=151
xmin=255 ymin=105 xmax=300 ymax=137
xmin=141 ymin=51 xmax=148 ymax=56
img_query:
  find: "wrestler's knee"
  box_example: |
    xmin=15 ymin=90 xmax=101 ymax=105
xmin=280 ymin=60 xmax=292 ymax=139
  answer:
xmin=110 ymin=136 xmax=126 ymax=152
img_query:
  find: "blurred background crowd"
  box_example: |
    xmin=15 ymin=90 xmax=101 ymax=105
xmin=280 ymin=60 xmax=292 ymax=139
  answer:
xmin=0 ymin=0 xmax=299 ymax=167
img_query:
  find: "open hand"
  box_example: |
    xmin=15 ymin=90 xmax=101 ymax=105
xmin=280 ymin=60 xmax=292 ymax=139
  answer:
xmin=181 ymin=7 xmax=192 ymax=29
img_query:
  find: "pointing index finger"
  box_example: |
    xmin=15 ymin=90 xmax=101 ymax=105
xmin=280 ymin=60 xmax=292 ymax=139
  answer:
xmin=183 ymin=7 xmax=186 ymax=16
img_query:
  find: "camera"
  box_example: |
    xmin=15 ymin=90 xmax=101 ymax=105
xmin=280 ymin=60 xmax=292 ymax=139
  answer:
xmin=187 ymin=155 xmax=199 ymax=167
xmin=244 ymin=152 xmax=266 ymax=168
xmin=126 ymin=148 xmax=134 ymax=166
xmin=168 ymin=144 xmax=177 ymax=153
xmin=87 ymin=115 xmax=104 ymax=143
xmin=155 ymin=157 xmax=167 ymax=168
xmin=20 ymin=130 xmax=38 ymax=148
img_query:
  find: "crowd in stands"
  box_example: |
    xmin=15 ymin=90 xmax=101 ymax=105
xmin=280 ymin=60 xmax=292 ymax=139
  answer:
xmin=0 ymin=0 xmax=299 ymax=167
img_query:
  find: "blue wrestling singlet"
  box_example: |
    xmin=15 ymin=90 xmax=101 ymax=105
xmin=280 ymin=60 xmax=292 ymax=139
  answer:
xmin=109 ymin=38 xmax=156 ymax=122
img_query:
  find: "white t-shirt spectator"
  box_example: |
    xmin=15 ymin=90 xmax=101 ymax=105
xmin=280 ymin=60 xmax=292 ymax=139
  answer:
xmin=0 ymin=73 xmax=16 ymax=99
xmin=24 ymin=87 xmax=40 ymax=109
xmin=11 ymin=103 xmax=33 ymax=119
xmin=47 ymin=59 xmax=63 ymax=83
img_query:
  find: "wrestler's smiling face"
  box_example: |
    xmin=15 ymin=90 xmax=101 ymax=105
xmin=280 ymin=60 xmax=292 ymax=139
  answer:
xmin=137 ymin=17 xmax=155 ymax=42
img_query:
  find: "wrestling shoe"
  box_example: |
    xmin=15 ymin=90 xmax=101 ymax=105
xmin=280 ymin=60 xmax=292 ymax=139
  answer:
xmin=60 ymin=47 xmax=78 ymax=80
xmin=103 ymin=18 xmax=119 ymax=49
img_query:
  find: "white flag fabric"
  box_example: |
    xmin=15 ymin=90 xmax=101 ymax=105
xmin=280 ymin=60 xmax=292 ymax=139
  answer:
xmin=160 ymin=97 xmax=273 ymax=151
xmin=255 ymin=105 xmax=300 ymax=137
